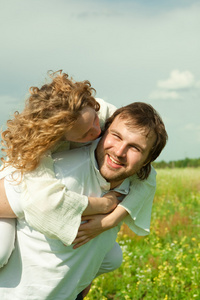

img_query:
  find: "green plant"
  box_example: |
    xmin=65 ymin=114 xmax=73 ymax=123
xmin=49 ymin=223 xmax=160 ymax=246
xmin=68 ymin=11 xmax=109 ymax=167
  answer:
xmin=85 ymin=168 xmax=200 ymax=299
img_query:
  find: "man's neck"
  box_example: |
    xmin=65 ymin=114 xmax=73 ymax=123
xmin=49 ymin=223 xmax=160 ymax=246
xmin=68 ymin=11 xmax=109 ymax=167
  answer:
xmin=110 ymin=180 xmax=124 ymax=190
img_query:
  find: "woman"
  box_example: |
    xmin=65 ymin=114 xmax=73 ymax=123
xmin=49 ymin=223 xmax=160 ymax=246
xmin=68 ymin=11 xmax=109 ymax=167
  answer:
xmin=0 ymin=70 xmax=118 ymax=268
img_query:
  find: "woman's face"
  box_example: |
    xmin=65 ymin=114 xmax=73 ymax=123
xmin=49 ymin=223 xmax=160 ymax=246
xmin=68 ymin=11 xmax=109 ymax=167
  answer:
xmin=65 ymin=106 xmax=101 ymax=143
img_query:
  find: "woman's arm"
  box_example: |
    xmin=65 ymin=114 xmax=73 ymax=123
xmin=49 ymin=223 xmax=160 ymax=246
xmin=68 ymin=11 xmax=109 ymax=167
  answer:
xmin=0 ymin=218 xmax=16 ymax=268
xmin=0 ymin=179 xmax=16 ymax=268
xmin=83 ymin=191 xmax=120 ymax=216
xmin=0 ymin=179 xmax=16 ymax=218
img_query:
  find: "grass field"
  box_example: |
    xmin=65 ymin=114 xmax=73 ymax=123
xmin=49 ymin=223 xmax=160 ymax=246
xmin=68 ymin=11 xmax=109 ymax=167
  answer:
xmin=85 ymin=168 xmax=200 ymax=300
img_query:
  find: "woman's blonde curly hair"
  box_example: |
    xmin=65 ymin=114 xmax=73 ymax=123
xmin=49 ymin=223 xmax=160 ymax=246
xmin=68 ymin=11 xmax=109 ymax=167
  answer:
xmin=1 ymin=70 xmax=100 ymax=175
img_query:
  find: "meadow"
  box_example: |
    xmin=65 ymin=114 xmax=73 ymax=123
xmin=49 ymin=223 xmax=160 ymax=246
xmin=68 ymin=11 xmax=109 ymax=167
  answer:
xmin=85 ymin=168 xmax=200 ymax=300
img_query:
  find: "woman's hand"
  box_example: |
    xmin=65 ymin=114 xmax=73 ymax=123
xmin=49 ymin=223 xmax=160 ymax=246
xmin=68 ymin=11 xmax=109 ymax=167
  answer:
xmin=72 ymin=214 xmax=113 ymax=249
xmin=100 ymin=191 xmax=122 ymax=213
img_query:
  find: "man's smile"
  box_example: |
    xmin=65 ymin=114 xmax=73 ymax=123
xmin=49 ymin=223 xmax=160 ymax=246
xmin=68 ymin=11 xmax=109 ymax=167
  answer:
xmin=107 ymin=154 xmax=125 ymax=168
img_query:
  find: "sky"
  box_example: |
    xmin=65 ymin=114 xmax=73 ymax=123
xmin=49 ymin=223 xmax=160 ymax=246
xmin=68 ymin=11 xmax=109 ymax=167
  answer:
xmin=0 ymin=0 xmax=200 ymax=162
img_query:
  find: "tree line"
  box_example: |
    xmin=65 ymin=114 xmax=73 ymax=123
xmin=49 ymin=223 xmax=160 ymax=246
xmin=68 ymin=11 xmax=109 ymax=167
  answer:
xmin=152 ymin=157 xmax=200 ymax=169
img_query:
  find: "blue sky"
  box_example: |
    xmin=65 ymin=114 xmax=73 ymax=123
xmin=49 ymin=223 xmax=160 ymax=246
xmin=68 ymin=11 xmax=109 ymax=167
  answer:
xmin=1 ymin=0 xmax=200 ymax=162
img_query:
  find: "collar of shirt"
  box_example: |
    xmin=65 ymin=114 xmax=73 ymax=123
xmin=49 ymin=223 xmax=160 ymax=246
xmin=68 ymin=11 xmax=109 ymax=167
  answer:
xmin=89 ymin=139 xmax=130 ymax=197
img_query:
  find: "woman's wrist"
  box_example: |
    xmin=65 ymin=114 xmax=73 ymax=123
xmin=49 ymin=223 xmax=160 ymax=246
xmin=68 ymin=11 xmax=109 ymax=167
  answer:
xmin=83 ymin=194 xmax=119 ymax=216
xmin=83 ymin=196 xmax=110 ymax=215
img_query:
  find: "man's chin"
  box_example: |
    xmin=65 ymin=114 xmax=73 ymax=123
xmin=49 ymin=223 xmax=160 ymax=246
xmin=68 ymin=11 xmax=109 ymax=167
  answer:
xmin=103 ymin=173 xmax=125 ymax=186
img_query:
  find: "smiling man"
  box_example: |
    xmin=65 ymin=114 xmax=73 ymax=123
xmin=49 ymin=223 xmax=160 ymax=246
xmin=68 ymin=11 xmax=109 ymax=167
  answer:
xmin=96 ymin=114 xmax=156 ymax=187
xmin=0 ymin=102 xmax=167 ymax=300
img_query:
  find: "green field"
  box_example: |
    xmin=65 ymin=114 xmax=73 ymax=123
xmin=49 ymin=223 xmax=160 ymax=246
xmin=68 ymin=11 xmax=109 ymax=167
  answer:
xmin=85 ymin=168 xmax=200 ymax=300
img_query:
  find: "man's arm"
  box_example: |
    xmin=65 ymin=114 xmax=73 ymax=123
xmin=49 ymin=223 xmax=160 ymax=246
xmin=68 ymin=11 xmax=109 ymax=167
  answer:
xmin=0 ymin=179 xmax=16 ymax=218
xmin=73 ymin=168 xmax=157 ymax=248
xmin=73 ymin=206 xmax=128 ymax=248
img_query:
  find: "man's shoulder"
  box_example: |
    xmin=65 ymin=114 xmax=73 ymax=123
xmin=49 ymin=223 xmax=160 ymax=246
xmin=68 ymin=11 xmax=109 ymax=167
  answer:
xmin=53 ymin=143 xmax=94 ymax=177
xmin=53 ymin=145 xmax=90 ymax=163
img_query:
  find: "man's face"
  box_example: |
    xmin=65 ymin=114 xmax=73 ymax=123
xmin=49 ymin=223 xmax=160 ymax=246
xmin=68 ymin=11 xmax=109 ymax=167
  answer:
xmin=96 ymin=115 xmax=156 ymax=189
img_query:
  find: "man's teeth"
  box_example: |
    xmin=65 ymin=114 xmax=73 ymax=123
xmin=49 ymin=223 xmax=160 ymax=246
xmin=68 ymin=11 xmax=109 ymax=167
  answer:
xmin=110 ymin=156 xmax=122 ymax=165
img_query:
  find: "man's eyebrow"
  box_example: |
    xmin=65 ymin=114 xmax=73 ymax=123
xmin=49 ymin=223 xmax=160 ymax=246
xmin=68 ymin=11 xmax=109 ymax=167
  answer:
xmin=109 ymin=128 xmax=121 ymax=136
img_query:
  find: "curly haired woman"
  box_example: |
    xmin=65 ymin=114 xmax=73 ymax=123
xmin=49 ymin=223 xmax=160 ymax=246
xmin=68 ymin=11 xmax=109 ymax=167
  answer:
xmin=0 ymin=70 xmax=118 ymax=267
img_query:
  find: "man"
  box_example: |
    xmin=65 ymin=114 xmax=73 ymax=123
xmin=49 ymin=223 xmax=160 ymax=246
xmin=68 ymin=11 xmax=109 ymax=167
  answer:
xmin=0 ymin=102 xmax=167 ymax=300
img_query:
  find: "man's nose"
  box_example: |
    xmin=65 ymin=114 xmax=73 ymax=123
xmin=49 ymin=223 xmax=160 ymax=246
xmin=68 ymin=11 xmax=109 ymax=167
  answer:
xmin=115 ymin=143 xmax=127 ymax=157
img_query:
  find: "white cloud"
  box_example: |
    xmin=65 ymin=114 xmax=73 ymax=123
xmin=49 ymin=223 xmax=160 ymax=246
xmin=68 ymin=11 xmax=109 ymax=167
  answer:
xmin=157 ymin=70 xmax=195 ymax=90
xmin=149 ymin=70 xmax=200 ymax=101
xmin=149 ymin=89 xmax=180 ymax=100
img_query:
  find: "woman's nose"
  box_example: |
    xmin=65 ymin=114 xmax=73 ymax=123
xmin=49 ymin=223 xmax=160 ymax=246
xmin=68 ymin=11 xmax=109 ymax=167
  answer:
xmin=92 ymin=125 xmax=101 ymax=139
xmin=92 ymin=118 xmax=101 ymax=138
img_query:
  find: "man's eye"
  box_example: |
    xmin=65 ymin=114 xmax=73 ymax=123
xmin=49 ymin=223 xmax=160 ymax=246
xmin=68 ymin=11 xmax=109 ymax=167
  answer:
xmin=112 ymin=134 xmax=120 ymax=139
xmin=131 ymin=145 xmax=140 ymax=152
